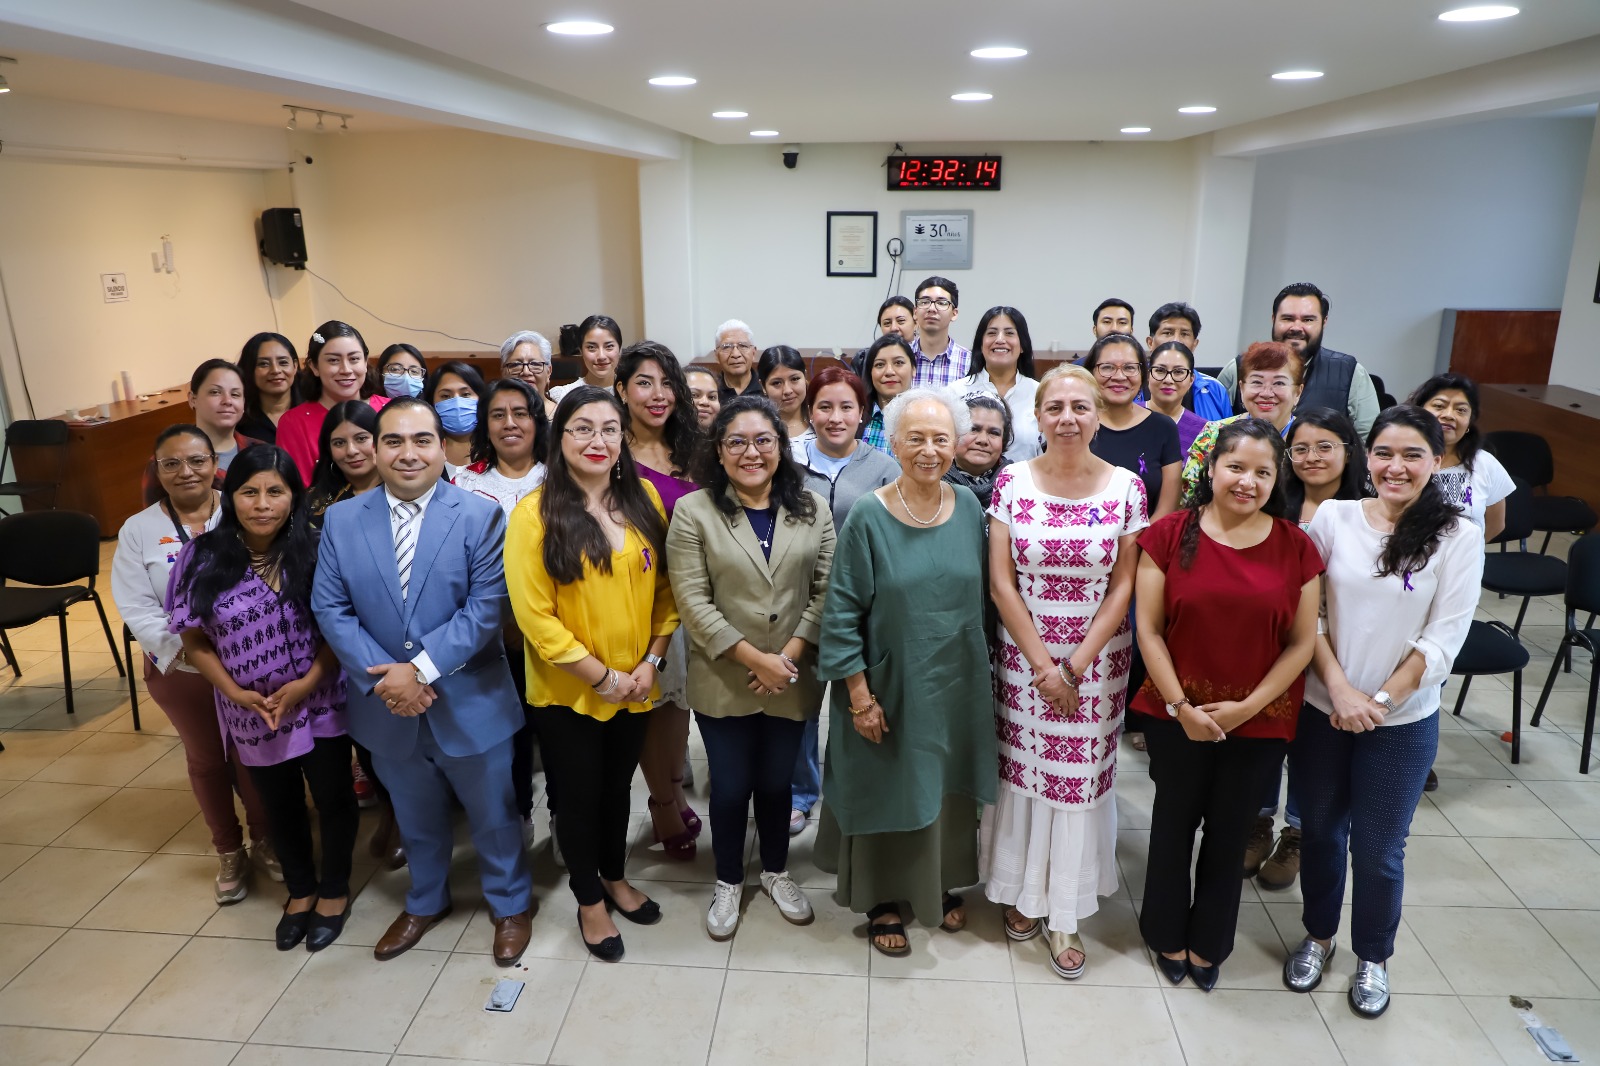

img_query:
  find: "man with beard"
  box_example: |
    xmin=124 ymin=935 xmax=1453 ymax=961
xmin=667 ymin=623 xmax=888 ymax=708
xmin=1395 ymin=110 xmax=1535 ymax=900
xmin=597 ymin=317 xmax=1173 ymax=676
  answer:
xmin=1217 ymin=283 xmax=1379 ymax=438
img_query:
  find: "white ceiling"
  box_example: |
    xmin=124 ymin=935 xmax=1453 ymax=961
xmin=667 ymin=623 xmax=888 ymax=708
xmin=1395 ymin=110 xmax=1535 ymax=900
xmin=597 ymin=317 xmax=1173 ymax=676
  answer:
xmin=286 ymin=0 xmax=1600 ymax=143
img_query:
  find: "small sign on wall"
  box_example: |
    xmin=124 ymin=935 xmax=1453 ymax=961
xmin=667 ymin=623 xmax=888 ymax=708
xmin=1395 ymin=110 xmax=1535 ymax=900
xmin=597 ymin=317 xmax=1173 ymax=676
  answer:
xmin=101 ymin=273 xmax=129 ymax=303
xmin=900 ymin=210 xmax=973 ymax=270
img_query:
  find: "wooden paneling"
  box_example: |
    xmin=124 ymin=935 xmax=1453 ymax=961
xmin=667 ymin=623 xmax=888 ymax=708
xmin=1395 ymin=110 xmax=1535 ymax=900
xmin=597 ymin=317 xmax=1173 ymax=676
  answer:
xmin=1479 ymin=383 xmax=1600 ymax=509
xmin=1437 ymin=309 xmax=1559 ymax=385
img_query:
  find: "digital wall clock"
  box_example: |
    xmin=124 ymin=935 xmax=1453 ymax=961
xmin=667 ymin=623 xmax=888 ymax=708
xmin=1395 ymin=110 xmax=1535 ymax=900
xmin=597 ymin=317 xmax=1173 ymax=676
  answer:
xmin=887 ymin=155 xmax=1002 ymax=190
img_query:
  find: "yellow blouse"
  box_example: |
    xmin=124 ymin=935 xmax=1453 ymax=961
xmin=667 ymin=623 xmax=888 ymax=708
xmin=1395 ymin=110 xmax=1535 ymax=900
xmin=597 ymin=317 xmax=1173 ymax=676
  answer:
xmin=505 ymin=481 xmax=679 ymax=720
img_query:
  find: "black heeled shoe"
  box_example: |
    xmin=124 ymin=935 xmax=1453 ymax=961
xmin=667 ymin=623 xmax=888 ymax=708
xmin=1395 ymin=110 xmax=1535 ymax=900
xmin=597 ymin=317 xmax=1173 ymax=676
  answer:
xmin=579 ymin=909 xmax=624 ymax=962
xmin=276 ymin=905 xmax=313 ymax=951
xmin=1155 ymin=953 xmax=1188 ymax=986
xmin=305 ymin=898 xmax=352 ymax=952
xmin=1187 ymin=958 xmax=1220 ymax=992
xmin=603 ymin=889 xmax=662 ymax=926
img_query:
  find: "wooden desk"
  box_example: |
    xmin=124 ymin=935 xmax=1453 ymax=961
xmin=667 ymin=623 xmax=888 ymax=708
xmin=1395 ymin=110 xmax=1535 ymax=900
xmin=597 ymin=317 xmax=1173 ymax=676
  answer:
xmin=1479 ymin=383 xmax=1600 ymax=508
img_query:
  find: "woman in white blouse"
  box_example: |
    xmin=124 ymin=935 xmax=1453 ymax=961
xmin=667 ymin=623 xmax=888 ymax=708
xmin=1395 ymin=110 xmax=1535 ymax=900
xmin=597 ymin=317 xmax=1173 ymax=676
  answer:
xmin=1281 ymin=406 xmax=1484 ymax=1019
xmin=960 ymin=306 xmax=1040 ymax=463
xmin=111 ymin=424 xmax=276 ymax=904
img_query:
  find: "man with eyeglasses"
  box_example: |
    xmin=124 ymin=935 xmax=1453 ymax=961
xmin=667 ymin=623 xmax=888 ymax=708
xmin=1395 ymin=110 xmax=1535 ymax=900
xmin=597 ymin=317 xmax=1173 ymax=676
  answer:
xmin=1216 ymin=283 xmax=1380 ymax=438
xmin=908 ymin=276 xmax=970 ymax=387
xmin=712 ymin=319 xmax=763 ymax=402
xmin=1143 ymin=302 xmax=1233 ymax=422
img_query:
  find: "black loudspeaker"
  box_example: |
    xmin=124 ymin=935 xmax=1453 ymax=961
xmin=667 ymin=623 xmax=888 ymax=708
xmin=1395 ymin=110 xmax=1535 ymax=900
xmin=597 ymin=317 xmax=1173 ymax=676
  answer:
xmin=558 ymin=323 xmax=582 ymax=357
xmin=260 ymin=208 xmax=307 ymax=269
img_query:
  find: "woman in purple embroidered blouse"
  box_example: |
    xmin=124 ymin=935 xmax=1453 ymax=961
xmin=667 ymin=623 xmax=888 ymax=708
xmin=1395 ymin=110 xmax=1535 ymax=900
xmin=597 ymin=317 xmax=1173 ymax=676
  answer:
xmin=168 ymin=445 xmax=355 ymax=954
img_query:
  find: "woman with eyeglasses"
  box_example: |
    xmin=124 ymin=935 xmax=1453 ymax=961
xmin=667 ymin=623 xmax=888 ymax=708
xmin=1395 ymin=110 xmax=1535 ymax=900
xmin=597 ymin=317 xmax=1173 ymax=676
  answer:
xmin=238 ymin=332 xmax=302 ymax=444
xmin=1082 ymin=334 xmax=1182 ymax=522
xmin=113 ymin=424 xmax=276 ymax=906
xmin=1180 ymin=341 xmax=1305 ymax=500
xmin=758 ymin=345 xmax=811 ymax=454
xmin=550 ymin=315 xmax=625 ymax=403
xmin=1142 ymin=341 xmax=1211 ymax=456
xmin=378 ymin=343 xmax=429 ymax=400
xmin=277 ymin=321 xmax=387 ymax=488
xmin=500 ymin=330 xmax=558 ymax=419
xmin=1407 ymin=373 xmax=1514 ymax=543
xmin=860 ymin=334 xmax=915 ymax=455
xmin=141 ymin=360 xmax=265 ymax=506
xmin=505 ymin=387 xmax=678 ymax=962
xmin=961 ymin=306 xmax=1040 ymax=462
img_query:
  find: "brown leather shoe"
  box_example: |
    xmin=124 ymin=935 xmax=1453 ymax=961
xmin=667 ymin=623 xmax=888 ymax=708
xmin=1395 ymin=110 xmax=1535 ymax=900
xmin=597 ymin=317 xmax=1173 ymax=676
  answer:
xmin=492 ymin=908 xmax=534 ymax=967
xmin=368 ymin=805 xmax=407 ymax=870
xmin=374 ymin=906 xmax=452 ymax=961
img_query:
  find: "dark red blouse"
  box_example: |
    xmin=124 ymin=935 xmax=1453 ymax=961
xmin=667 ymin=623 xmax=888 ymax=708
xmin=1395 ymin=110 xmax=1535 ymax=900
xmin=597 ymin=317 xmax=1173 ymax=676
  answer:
xmin=1130 ymin=510 xmax=1323 ymax=741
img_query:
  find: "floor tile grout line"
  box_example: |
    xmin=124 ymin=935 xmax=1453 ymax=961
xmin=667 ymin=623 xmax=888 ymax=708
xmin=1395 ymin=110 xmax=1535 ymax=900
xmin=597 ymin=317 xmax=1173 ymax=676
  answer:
xmin=700 ymin=956 xmax=731 ymax=1066
xmin=1528 ymin=908 xmax=1600 ymax=1000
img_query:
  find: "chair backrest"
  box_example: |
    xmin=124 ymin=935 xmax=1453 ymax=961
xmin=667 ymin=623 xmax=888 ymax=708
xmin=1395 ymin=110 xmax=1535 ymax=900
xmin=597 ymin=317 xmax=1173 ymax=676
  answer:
xmin=1484 ymin=430 xmax=1554 ymax=491
xmin=1567 ymin=532 xmax=1600 ymax=617
xmin=0 ymin=511 xmax=102 ymax=586
xmin=4 ymin=419 xmax=71 ymax=448
xmin=1491 ymin=482 xmax=1535 ymax=546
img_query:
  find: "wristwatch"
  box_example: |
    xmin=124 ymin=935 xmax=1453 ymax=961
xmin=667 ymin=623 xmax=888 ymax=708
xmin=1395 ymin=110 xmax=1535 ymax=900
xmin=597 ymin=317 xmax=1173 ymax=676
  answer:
xmin=1165 ymin=697 xmax=1192 ymax=718
xmin=642 ymin=652 xmax=666 ymax=671
xmin=1373 ymin=690 xmax=1396 ymax=715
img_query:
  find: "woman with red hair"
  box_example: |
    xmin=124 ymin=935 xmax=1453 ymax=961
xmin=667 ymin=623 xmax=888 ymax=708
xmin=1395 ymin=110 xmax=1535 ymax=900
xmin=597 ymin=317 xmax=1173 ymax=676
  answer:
xmin=1179 ymin=341 xmax=1304 ymax=501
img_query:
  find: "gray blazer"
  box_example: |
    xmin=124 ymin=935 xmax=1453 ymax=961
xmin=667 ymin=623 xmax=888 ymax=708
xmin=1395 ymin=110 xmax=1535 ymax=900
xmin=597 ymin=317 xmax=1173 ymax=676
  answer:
xmin=665 ymin=487 xmax=835 ymax=720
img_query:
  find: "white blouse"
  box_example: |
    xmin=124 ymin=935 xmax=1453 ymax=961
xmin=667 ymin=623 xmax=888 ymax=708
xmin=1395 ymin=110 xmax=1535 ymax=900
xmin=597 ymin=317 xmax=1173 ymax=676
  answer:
xmin=453 ymin=462 xmax=548 ymax=516
xmin=110 ymin=500 xmax=222 ymax=674
xmin=1434 ymin=450 xmax=1515 ymax=532
xmin=961 ymin=370 xmax=1041 ymax=462
xmin=1304 ymin=499 xmax=1485 ymax=727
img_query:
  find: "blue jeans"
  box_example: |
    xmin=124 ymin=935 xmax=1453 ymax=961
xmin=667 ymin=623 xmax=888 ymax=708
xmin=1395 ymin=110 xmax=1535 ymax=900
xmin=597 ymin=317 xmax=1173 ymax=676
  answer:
xmin=791 ymin=716 xmax=822 ymax=813
xmin=1290 ymin=703 xmax=1438 ymax=962
xmin=1257 ymin=750 xmax=1302 ymax=830
xmin=696 ymin=712 xmax=807 ymax=885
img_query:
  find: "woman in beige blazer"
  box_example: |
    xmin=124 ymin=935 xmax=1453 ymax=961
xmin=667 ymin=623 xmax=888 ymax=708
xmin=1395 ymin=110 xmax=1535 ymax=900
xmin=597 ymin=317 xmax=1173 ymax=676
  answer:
xmin=667 ymin=396 xmax=836 ymax=942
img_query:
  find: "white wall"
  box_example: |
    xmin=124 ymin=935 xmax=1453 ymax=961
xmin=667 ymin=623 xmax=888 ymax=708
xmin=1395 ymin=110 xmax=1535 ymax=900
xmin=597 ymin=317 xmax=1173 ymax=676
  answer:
xmin=1550 ymin=115 xmax=1600 ymax=393
xmin=1239 ymin=116 xmax=1593 ymax=398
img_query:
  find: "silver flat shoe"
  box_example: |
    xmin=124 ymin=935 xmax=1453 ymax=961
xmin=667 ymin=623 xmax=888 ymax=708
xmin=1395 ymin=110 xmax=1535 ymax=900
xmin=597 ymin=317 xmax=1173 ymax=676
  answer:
xmin=1283 ymin=936 xmax=1335 ymax=993
xmin=1349 ymin=959 xmax=1390 ymax=1018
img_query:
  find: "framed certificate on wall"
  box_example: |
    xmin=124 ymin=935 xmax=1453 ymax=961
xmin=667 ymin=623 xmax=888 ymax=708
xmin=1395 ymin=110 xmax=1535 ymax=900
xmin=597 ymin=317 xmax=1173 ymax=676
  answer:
xmin=827 ymin=211 xmax=878 ymax=277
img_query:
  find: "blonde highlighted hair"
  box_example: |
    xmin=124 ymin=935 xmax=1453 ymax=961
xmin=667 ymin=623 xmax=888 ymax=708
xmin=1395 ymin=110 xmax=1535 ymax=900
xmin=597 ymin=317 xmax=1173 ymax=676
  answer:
xmin=1036 ymin=363 xmax=1106 ymax=415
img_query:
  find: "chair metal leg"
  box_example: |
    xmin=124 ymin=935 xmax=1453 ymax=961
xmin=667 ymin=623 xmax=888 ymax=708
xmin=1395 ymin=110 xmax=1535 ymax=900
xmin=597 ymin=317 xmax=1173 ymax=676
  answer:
xmin=1537 ymin=530 xmax=1553 ymax=555
xmin=0 ymin=628 xmax=18 ymax=677
xmin=58 ymin=612 xmax=74 ymax=715
xmin=1510 ymin=669 xmax=1522 ymax=765
xmin=90 ymin=591 xmax=125 ymax=677
xmin=1511 ymin=596 xmax=1531 ymax=636
xmin=1452 ymin=675 xmax=1472 ymax=716
xmin=124 ymin=627 xmax=141 ymax=732
xmin=1532 ymin=640 xmax=1565 ymax=728
xmin=1582 ymin=654 xmax=1597 ymax=775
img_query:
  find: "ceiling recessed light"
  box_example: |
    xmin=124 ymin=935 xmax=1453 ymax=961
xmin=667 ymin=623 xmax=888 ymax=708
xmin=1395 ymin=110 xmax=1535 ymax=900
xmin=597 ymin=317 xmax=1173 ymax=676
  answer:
xmin=1178 ymin=105 xmax=1217 ymax=114
xmin=1121 ymin=126 xmax=1152 ymax=134
xmin=750 ymin=130 xmax=780 ymax=137
xmin=544 ymin=20 xmax=613 ymax=35
xmin=970 ymin=46 xmax=1027 ymax=59
xmin=1438 ymin=5 xmax=1518 ymax=20
xmin=951 ymin=92 xmax=993 ymax=102
xmin=711 ymin=110 xmax=748 ymax=119
xmin=1272 ymin=70 xmax=1324 ymax=80
xmin=648 ymin=75 xmax=696 ymax=87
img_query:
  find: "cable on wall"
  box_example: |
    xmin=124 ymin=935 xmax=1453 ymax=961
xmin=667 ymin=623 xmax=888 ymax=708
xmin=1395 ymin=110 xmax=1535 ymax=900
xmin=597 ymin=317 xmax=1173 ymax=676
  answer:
xmin=303 ymin=267 xmax=497 ymax=347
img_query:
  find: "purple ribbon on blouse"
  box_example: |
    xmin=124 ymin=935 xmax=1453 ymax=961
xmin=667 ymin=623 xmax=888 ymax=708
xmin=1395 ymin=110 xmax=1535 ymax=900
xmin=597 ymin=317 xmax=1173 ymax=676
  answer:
xmin=1402 ymin=570 xmax=1415 ymax=592
xmin=1138 ymin=453 xmax=1148 ymax=476
xmin=642 ymin=548 xmax=654 ymax=571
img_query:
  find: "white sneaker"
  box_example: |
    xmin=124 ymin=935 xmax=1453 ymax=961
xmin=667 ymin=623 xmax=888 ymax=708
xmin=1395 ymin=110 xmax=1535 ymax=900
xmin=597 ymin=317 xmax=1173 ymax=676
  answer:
xmin=706 ymin=880 xmax=743 ymax=940
xmin=215 ymin=847 xmax=250 ymax=904
xmin=760 ymin=870 xmax=814 ymax=926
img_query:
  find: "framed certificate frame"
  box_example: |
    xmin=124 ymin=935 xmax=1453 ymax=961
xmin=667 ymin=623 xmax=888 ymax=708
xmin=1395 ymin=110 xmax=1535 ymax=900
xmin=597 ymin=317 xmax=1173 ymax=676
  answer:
xmin=826 ymin=211 xmax=878 ymax=277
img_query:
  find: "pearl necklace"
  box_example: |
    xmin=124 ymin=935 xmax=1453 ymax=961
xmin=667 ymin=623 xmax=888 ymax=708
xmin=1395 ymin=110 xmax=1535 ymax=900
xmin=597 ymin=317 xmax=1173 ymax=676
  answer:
xmin=894 ymin=477 xmax=946 ymax=526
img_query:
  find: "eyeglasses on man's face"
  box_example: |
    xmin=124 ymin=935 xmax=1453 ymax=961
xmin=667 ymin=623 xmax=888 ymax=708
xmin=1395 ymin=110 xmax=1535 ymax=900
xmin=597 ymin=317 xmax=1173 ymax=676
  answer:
xmin=156 ymin=455 xmax=216 ymax=474
xmin=716 ymin=342 xmax=756 ymax=355
xmin=915 ymin=297 xmax=953 ymax=310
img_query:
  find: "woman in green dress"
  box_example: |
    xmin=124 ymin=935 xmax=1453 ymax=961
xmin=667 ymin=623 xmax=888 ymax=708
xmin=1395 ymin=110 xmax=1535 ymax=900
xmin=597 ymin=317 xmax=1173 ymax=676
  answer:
xmin=816 ymin=387 xmax=997 ymax=957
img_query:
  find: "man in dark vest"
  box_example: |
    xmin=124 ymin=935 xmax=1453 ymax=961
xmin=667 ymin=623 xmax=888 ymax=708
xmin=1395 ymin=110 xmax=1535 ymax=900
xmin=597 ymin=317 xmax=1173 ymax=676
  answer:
xmin=1217 ymin=282 xmax=1380 ymax=438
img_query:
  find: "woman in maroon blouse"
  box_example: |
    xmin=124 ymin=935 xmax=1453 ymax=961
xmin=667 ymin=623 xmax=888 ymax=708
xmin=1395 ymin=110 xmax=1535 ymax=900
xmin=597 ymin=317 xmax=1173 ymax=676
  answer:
xmin=1132 ymin=418 xmax=1322 ymax=991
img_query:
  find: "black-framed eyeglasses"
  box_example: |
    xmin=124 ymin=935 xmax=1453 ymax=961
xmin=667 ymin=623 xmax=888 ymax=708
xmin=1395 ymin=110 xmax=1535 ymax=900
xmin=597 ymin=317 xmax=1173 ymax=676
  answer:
xmin=504 ymin=360 xmax=550 ymax=374
xmin=915 ymin=297 xmax=953 ymax=310
xmin=1149 ymin=366 xmax=1192 ymax=383
xmin=721 ymin=434 xmax=778 ymax=454
xmin=381 ymin=365 xmax=426 ymax=379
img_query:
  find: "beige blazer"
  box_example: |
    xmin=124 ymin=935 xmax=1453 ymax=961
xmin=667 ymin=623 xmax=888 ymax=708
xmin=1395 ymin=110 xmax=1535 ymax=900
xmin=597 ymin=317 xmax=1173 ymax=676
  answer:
xmin=665 ymin=487 xmax=835 ymax=720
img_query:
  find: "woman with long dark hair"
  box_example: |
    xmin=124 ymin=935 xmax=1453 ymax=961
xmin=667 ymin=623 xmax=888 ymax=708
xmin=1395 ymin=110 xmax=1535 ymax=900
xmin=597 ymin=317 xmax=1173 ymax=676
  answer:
xmin=167 ymin=445 xmax=355 ymax=952
xmin=238 ymin=332 xmax=301 ymax=443
xmin=306 ymin=400 xmax=382 ymax=531
xmin=550 ymin=314 xmax=624 ymax=401
xmin=860 ymin=334 xmax=914 ymax=454
xmin=961 ymin=305 xmax=1040 ymax=462
xmin=1142 ymin=341 xmax=1210 ymax=456
xmin=1133 ymin=419 xmax=1322 ymax=991
xmin=505 ymin=387 xmax=678 ymax=962
xmin=1407 ymin=373 xmax=1514 ymax=542
xmin=424 ymin=360 xmax=488 ymax=476
xmin=758 ymin=345 xmax=810 ymax=451
xmin=276 ymin=321 xmax=386 ymax=486
xmin=1282 ymin=406 xmax=1484 ymax=1018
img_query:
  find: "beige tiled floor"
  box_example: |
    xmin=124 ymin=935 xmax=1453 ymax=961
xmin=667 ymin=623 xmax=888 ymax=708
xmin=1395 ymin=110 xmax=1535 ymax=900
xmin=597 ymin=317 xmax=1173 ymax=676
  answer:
xmin=0 ymin=537 xmax=1596 ymax=1065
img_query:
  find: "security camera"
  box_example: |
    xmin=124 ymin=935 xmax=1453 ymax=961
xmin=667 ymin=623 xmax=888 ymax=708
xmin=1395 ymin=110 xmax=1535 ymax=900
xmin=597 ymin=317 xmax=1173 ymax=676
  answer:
xmin=782 ymin=144 xmax=799 ymax=169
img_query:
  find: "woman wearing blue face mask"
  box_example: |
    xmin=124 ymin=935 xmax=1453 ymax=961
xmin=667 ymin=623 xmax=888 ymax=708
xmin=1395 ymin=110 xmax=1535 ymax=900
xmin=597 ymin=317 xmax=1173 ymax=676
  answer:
xmin=424 ymin=360 xmax=488 ymax=478
xmin=379 ymin=343 xmax=428 ymax=400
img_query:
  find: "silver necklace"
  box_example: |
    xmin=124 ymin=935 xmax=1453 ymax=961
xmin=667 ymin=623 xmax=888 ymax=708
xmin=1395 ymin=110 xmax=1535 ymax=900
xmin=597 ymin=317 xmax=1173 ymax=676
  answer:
xmin=894 ymin=477 xmax=945 ymax=525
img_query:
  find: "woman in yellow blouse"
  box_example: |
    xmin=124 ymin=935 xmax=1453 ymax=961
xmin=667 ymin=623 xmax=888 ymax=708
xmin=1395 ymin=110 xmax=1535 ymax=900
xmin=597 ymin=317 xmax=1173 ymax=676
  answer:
xmin=506 ymin=386 xmax=679 ymax=963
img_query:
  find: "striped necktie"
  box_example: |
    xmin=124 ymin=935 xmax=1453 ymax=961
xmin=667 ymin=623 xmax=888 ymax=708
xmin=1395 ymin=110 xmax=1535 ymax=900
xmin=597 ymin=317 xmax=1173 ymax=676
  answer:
xmin=393 ymin=500 xmax=421 ymax=600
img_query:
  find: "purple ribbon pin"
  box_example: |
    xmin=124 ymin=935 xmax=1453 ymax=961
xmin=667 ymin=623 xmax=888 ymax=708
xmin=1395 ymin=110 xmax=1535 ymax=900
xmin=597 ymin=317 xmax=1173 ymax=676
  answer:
xmin=642 ymin=548 xmax=653 ymax=571
xmin=1402 ymin=570 xmax=1415 ymax=591
xmin=1138 ymin=454 xmax=1148 ymax=476
xmin=1463 ymin=485 xmax=1473 ymax=505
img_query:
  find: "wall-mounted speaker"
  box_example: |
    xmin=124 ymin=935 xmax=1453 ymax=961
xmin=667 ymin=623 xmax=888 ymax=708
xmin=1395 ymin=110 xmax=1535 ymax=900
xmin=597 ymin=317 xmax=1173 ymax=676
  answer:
xmin=260 ymin=208 xmax=307 ymax=269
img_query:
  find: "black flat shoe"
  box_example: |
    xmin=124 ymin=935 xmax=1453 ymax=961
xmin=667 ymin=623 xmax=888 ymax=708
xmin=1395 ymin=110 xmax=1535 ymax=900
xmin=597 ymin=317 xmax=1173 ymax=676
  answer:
xmin=1155 ymin=953 xmax=1188 ymax=986
xmin=603 ymin=890 xmax=662 ymax=926
xmin=276 ymin=906 xmax=313 ymax=951
xmin=1187 ymin=959 xmax=1220 ymax=992
xmin=579 ymin=909 xmax=624 ymax=962
xmin=305 ymin=899 xmax=351 ymax=953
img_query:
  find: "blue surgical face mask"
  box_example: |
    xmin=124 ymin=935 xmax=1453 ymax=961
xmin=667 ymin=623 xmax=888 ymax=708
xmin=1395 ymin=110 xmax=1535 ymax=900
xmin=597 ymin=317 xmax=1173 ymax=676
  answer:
xmin=436 ymin=395 xmax=478 ymax=435
xmin=383 ymin=373 xmax=424 ymax=399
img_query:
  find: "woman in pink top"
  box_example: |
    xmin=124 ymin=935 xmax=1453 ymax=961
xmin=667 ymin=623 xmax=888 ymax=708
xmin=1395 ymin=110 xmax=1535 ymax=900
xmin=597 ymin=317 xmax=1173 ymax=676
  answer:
xmin=276 ymin=320 xmax=388 ymax=486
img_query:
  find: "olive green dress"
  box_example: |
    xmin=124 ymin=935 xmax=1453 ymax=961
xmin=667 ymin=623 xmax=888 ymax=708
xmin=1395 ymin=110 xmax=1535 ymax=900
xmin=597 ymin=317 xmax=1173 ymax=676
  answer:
xmin=815 ymin=488 xmax=997 ymax=925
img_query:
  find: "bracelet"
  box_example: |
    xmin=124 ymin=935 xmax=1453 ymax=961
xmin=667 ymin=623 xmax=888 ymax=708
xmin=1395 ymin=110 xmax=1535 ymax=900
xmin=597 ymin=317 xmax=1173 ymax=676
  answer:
xmin=1057 ymin=660 xmax=1084 ymax=688
xmin=591 ymin=668 xmax=616 ymax=694
xmin=848 ymin=694 xmax=878 ymax=717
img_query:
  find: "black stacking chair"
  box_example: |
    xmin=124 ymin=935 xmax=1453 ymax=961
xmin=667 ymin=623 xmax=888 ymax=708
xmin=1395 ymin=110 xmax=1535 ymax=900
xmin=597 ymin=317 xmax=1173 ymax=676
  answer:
xmin=1450 ymin=620 xmax=1531 ymax=763
xmin=0 ymin=511 xmax=125 ymax=715
xmin=0 ymin=419 xmax=70 ymax=516
xmin=1485 ymin=431 xmax=1597 ymax=555
xmin=1482 ymin=484 xmax=1567 ymax=636
xmin=123 ymin=624 xmax=142 ymax=731
xmin=1532 ymin=533 xmax=1600 ymax=774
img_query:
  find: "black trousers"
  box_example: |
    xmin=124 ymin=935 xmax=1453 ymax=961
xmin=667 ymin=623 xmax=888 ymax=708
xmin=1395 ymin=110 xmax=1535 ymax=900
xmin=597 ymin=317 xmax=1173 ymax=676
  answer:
xmin=247 ymin=734 xmax=360 ymax=900
xmin=695 ymin=712 xmax=806 ymax=885
xmin=1139 ymin=715 xmax=1284 ymax=964
xmin=539 ymin=705 xmax=649 ymax=906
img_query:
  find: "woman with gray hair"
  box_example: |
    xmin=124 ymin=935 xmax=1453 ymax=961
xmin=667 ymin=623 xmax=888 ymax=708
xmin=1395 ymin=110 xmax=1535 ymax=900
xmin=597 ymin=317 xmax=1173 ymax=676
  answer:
xmin=500 ymin=330 xmax=556 ymax=418
xmin=815 ymin=387 xmax=996 ymax=957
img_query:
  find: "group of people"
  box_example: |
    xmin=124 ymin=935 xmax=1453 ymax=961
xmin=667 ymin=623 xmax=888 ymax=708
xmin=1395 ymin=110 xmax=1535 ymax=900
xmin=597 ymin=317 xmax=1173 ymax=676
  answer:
xmin=107 ymin=275 xmax=1500 ymax=1022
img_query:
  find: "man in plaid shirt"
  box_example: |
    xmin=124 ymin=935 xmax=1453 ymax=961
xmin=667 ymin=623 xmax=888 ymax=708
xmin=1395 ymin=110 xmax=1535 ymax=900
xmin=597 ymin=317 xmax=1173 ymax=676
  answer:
xmin=908 ymin=275 xmax=971 ymax=387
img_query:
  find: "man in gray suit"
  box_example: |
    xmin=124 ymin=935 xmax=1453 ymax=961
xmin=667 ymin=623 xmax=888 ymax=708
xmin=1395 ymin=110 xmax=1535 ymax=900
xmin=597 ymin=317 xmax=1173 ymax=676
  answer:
xmin=312 ymin=398 xmax=534 ymax=964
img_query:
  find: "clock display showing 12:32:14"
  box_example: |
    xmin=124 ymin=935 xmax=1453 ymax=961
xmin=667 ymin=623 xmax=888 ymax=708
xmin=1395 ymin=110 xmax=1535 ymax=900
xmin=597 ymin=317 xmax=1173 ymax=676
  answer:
xmin=887 ymin=155 xmax=1002 ymax=190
